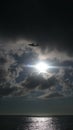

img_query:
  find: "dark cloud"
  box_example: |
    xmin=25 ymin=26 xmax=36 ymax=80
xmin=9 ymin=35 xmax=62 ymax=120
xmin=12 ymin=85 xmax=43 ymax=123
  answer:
xmin=12 ymin=87 xmax=28 ymax=97
xmin=22 ymin=74 xmax=41 ymax=90
xmin=38 ymin=76 xmax=57 ymax=90
xmin=0 ymin=57 xmax=7 ymax=65
xmin=23 ymin=73 xmax=57 ymax=91
xmin=0 ymin=83 xmax=17 ymax=97
xmin=16 ymin=71 xmax=26 ymax=83
xmin=0 ymin=69 xmax=7 ymax=84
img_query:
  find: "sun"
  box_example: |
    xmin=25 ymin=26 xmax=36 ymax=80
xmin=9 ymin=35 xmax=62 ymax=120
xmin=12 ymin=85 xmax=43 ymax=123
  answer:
xmin=35 ymin=62 xmax=48 ymax=73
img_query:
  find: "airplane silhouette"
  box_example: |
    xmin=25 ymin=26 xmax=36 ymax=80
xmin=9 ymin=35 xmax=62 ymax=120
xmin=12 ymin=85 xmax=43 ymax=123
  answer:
xmin=28 ymin=43 xmax=40 ymax=47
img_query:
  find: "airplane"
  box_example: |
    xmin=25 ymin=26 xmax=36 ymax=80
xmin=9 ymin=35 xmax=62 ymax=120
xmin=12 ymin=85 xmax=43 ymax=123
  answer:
xmin=28 ymin=43 xmax=40 ymax=47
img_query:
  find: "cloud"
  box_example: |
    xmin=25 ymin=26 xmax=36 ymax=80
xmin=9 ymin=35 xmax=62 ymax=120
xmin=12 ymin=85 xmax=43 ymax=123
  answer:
xmin=21 ymin=74 xmax=41 ymax=90
xmin=0 ymin=84 xmax=17 ymax=97
xmin=0 ymin=44 xmax=39 ymax=97
xmin=0 ymin=68 xmax=7 ymax=84
xmin=0 ymin=56 xmax=73 ymax=98
xmin=38 ymin=76 xmax=57 ymax=90
xmin=38 ymin=92 xmax=64 ymax=99
xmin=0 ymin=38 xmax=73 ymax=99
xmin=21 ymin=73 xmax=57 ymax=91
xmin=0 ymin=57 xmax=7 ymax=65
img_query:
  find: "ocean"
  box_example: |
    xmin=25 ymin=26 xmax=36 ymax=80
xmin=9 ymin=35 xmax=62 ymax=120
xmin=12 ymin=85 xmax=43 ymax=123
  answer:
xmin=0 ymin=116 xmax=73 ymax=130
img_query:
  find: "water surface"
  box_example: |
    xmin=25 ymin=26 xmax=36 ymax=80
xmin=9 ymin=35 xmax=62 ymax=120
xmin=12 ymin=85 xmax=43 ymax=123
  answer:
xmin=0 ymin=116 xmax=73 ymax=130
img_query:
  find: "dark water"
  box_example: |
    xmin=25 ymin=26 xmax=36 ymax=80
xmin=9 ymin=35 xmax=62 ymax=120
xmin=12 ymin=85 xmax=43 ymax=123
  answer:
xmin=0 ymin=116 xmax=73 ymax=130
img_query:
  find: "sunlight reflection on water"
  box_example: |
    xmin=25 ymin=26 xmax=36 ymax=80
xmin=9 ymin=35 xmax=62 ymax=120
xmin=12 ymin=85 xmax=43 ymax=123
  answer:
xmin=22 ymin=117 xmax=57 ymax=130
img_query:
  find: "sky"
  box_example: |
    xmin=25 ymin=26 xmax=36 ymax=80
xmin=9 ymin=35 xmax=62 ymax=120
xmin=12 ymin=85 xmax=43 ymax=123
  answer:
xmin=0 ymin=1 xmax=73 ymax=115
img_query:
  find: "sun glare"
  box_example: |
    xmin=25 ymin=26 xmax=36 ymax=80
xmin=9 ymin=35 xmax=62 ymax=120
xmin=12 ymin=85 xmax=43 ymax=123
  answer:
xmin=35 ymin=62 xmax=48 ymax=73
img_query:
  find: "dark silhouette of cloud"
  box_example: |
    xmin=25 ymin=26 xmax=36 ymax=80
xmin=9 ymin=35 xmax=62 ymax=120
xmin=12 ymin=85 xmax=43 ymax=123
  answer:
xmin=22 ymin=74 xmax=42 ymax=90
xmin=0 ymin=69 xmax=7 ymax=84
xmin=38 ymin=76 xmax=57 ymax=90
xmin=0 ymin=84 xmax=17 ymax=97
xmin=0 ymin=57 xmax=7 ymax=65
